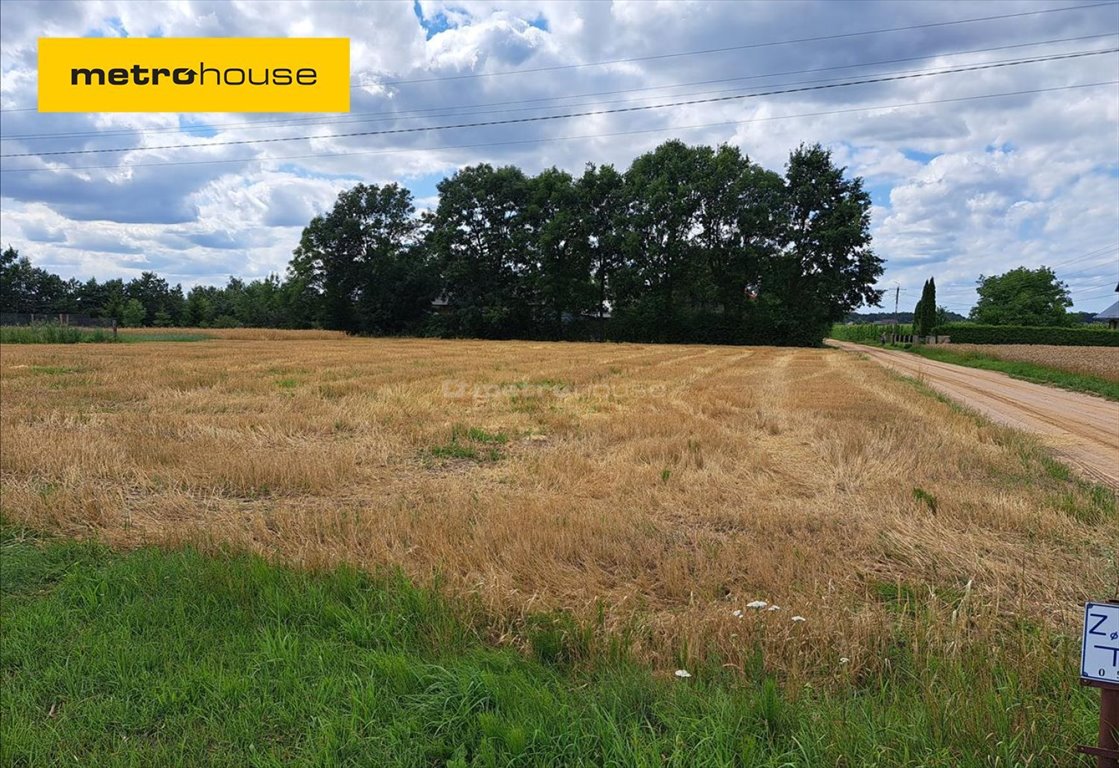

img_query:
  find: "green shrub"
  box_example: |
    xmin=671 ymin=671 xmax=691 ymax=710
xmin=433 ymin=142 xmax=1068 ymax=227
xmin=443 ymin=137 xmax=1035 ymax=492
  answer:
xmin=830 ymin=323 xmax=913 ymax=342
xmin=939 ymin=323 xmax=1118 ymax=346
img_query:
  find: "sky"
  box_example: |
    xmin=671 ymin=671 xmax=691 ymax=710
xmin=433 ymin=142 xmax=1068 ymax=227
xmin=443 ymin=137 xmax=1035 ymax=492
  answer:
xmin=1 ymin=0 xmax=1117 ymax=315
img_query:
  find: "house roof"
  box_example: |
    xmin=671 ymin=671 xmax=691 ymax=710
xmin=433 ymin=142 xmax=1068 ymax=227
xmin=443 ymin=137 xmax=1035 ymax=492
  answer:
xmin=1096 ymin=300 xmax=1119 ymax=320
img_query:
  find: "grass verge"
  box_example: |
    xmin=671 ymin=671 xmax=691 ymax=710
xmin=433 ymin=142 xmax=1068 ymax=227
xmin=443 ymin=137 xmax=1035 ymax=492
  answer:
xmin=0 ymin=522 xmax=1098 ymax=767
xmin=904 ymin=345 xmax=1119 ymax=401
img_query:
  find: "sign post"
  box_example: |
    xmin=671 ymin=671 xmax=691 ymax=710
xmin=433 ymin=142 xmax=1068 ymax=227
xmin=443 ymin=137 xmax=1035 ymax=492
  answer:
xmin=1079 ymin=601 xmax=1119 ymax=768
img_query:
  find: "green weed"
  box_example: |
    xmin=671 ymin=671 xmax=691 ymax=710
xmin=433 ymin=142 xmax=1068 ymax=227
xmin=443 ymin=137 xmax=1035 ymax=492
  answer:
xmin=912 ymin=487 xmax=938 ymax=514
xmin=0 ymin=325 xmax=117 ymax=344
xmin=0 ymin=522 xmax=1100 ymax=767
xmin=429 ymin=425 xmax=507 ymax=463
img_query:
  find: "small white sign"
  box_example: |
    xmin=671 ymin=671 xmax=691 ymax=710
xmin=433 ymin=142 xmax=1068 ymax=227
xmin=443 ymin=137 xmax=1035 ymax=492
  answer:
xmin=1081 ymin=602 xmax=1119 ymax=684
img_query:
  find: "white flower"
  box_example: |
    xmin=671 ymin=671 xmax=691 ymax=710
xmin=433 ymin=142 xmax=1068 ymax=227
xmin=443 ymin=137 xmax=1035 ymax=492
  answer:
xmin=674 ymin=669 xmax=692 ymax=679
xmin=839 ymin=657 xmax=849 ymax=664
xmin=745 ymin=600 xmax=768 ymax=610
xmin=767 ymin=605 xmax=781 ymax=611
xmin=732 ymin=609 xmax=743 ymax=618
xmin=791 ymin=616 xmax=806 ymax=622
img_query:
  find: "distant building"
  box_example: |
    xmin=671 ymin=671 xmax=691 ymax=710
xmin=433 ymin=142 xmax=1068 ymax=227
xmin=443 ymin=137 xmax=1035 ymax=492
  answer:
xmin=1095 ymin=283 xmax=1119 ymax=330
xmin=431 ymin=293 xmax=452 ymax=315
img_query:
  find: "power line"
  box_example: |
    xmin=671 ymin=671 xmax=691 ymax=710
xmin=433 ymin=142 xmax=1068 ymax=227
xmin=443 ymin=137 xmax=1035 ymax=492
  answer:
xmin=367 ymin=2 xmax=1119 ymax=86
xmin=3 ymin=80 xmax=1111 ymax=174
xmin=1049 ymin=243 xmax=1119 ymax=269
xmin=7 ymin=32 xmax=1113 ymax=143
xmin=1073 ymin=290 xmax=1119 ymax=300
xmin=4 ymin=49 xmax=1114 ymax=160
xmin=1061 ymin=261 xmax=1119 ymax=279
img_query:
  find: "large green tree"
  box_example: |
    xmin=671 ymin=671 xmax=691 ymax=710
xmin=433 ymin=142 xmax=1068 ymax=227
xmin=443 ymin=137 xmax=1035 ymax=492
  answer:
xmin=693 ymin=145 xmax=784 ymax=340
xmin=290 ymin=183 xmax=434 ymax=334
xmin=1 ymin=246 xmax=39 ymax=312
xmin=614 ymin=140 xmax=707 ymax=341
xmin=573 ymin=163 xmax=626 ymax=335
xmin=427 ymin=165 xmax=533 ymax=338
xmin=126 ymin=272 xmax=184 ymax=326
xmin=0 ymin=246 xmax=74 ymax=314
xmin=761 ymin=144 xmax=882 ymax=345
xmin=525 ymin=167 xmax=596 ymax=337
xmin=969 ymin=266 xmax=1072 ymax=326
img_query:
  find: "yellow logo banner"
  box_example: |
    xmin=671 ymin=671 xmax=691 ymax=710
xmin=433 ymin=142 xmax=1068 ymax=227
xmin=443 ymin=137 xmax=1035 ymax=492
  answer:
xmin=38 ymin=37 xmax=350 ymax=113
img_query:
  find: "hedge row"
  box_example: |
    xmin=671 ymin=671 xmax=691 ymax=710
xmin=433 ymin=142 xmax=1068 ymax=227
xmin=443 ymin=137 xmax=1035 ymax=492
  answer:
xmin=939 ymin=323 xmax=1119 ymax=346
xmin=830 ymin=323 xmax=913 ymax=342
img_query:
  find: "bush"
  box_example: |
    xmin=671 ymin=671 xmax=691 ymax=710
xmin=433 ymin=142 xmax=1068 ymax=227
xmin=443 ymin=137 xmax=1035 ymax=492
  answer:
xmin=939 ymin=323 xmax=1119 ymax=346
xmin=830 ymin=323 xmax=913 ymax=342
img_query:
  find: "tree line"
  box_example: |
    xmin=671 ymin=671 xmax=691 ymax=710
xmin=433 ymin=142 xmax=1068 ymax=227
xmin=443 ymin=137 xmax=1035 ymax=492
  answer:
xmin=1 ymin=247 xmax=299 ymax=328
xmin=1 ymin=140 xmax=885 ymax=346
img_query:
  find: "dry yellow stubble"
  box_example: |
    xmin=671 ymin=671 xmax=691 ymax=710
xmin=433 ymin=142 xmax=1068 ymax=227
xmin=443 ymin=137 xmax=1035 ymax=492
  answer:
xmin=947 ymin=343 xmax=1119 ymax=381
xmin=1 ymin=333 xmax=1114 ymax=681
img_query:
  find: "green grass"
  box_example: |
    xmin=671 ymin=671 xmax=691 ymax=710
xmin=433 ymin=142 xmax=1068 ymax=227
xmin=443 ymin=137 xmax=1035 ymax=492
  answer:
xmin=120 ymin=331 xmax=212 ymax=343
xmin=463 ymin=426 xmax=508 ymax=445
xmin=0 ymin=327 xmax=213 ymax=344
xmin=0 ymin=522 xmax=1098 ymax=767
xmin=905 ymin=345 xmax=1119 ymax=401
xmin=429 ymin=425 xmax=508 ymax=462
xmin=0 ymin=326 xmax=119 ymax=344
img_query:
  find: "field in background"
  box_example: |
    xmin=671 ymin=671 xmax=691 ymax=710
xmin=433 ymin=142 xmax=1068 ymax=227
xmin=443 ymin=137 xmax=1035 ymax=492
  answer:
xmin=830 ymin=322 xmax=1119 ymax=348
xmin=944 ymin=343 xmax=1119 ymax=382
xmin=828 ymin=325 xmax=1119 ymax=399
xmin=905 ymin=344 xmax=1119 ymax=401
xmin=1 ymin=334 xmax=1114 ymax=762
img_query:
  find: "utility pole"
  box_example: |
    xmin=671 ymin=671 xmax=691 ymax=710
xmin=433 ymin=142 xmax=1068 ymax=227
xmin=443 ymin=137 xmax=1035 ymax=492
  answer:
xmin=893 ymin=286 xmax=900 ymax=344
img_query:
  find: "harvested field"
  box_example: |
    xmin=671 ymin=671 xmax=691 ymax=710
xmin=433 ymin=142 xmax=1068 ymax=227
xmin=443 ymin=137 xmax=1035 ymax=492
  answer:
xmin=0 ymin=335 xmax=1114 ymax=682
xmin=947 ymin=343 xmax=1119 ymax=381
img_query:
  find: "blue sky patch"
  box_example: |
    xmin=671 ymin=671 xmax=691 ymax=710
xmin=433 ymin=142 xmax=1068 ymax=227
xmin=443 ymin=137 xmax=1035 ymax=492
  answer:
xmin=275 ymin=163 xmax=362 ymax=182
xmin=902 ymin=149 xmax=939 ymax=164
xmin=178 ymin=117 xmax=218 ymax=139
xmin=84 ymin=16 xmax=128 ymax=38
xmin=404 ymin=170 xmax=449 ymax=204
xmin=1015 ymin=217 xmax=1045 ymax=241
xmin=413 ymin=1 xmax=461 ymax=40
xmin=865 ymin=182 xmax=893 ymax=208
xmin=106 ymin=17 xmax=128 ymax=37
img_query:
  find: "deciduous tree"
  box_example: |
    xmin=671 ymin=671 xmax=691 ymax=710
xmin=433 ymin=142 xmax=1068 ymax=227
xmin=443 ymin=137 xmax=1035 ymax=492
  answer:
xmin=290 ymin=183 xmax=434 ymax=333
xmin=970 ymin=266 xmax=1072 ymax=326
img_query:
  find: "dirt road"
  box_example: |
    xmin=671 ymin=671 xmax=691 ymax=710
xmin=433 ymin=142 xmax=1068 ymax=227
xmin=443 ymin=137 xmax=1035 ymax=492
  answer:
xmin=828 ymin=340 xmax=1119 ymax=489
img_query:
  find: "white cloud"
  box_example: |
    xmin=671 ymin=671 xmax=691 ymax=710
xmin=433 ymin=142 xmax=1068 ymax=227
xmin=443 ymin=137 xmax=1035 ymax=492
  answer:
xmin=0 ymin=0 xmax=1116 ymax=312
